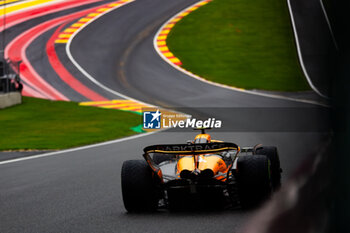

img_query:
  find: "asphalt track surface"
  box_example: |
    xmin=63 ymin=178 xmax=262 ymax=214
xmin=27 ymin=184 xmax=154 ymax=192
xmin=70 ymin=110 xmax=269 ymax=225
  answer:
xmin=0 ymin=0 xmax=330 ymax=232
xmin=289 ymin=0 xmax=337 ymax=97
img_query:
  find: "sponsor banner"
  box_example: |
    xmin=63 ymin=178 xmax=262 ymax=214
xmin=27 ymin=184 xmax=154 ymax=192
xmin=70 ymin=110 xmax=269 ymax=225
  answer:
xmin=142 ymin=108 xmax=222 ymax=131
xmin=142 ymin=107 xmax=330 ymax=132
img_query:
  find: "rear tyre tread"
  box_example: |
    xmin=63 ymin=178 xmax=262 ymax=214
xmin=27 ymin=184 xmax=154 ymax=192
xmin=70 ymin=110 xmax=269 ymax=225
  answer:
xmin=236 ymin=155 xmax=272 ymax=209
xmin=254 ymin=146 xmax=282 ymax=190
xmin=121 ymin=160 xmax=159 ymax=212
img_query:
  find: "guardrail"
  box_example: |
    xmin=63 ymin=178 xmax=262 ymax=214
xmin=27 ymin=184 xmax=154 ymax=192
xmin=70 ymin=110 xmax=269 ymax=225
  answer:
xmin=0 ymin=60 xmax=22 ymax=94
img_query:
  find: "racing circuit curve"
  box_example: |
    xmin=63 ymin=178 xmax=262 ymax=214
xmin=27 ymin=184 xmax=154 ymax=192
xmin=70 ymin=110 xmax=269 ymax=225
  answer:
xmin=0 ymin=0 xmax=331 ymax=232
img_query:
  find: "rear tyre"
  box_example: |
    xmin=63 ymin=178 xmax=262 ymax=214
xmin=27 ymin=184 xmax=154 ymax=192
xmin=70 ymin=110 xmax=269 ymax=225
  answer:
xmin=121 ymin=160 xmax=159 ymax=212
xmin=153 ymin=153 xmax=175 ymax=165
xmin=254 ymin=146 xmax=282 ymax=190
xmin=236 ymin=155 xmax=272 ymax=209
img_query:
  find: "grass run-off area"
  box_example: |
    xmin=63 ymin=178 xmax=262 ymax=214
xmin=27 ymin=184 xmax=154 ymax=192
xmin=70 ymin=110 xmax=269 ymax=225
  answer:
xmin=0 ymin=97 xmax=141 ymax=150
xmin=167 ymin=0 xmax=310 ymax=91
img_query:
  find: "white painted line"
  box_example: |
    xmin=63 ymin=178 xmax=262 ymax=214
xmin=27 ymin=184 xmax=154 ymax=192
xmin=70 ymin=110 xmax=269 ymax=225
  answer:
xmin=65 ymin=0 xmax=156 ymax=108
xmin=287 ymin=0 xmax=328 ymax=98
xmin=319 ymin=0 xmax=338 ymax=50
xmin=0 ymin=130 xmax=162 ymax=165
xmin=2 ymin=0 xmax=67 ymax=17
xmin=65 ymin=0 xmax=190 ymax=117
xmin=1 ymin=0 xmax=32 ymax=7
xmin=0 ymin=0 xmax=176 ymax=165
xmin=0 ymin=0 xmax=103 ymax=33
xmin=153 ymin=0 xmax=329 ymax=106
xmin=0 ymin=0 xmax=328 ymax=165
xmin=1 ymin=0 xmax=49 ymax=8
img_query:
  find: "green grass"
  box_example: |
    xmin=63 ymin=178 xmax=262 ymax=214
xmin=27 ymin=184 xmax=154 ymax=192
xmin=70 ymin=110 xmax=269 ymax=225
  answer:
xmin=167 ymin=0 xmax=310 ymax=91
xmin=0 ymin=97 xmax=141 ymax=150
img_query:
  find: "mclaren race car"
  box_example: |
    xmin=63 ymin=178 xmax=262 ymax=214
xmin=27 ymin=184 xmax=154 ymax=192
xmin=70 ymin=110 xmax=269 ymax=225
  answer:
xmin=121 ymin=129 xmax=282 ymax=212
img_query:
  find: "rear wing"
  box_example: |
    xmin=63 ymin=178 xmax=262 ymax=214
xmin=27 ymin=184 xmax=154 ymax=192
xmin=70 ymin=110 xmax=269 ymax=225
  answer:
xmin=143 ymin=142 xmax=239 ymax=155
xmin=143 ymin=142 xmax=239 ymax=183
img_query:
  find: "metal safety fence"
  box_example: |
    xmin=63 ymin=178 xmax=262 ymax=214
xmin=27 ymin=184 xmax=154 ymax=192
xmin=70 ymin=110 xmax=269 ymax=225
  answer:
xmin=0 ymin=60 xmax=22 ymax=94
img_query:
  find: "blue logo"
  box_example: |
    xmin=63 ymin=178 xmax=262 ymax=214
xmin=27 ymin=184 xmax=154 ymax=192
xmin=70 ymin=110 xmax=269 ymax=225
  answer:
xmin=143 ymin=110 xmax=162 ymax=129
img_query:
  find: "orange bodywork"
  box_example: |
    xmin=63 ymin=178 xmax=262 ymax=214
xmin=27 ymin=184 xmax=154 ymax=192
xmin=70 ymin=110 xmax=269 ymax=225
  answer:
xmin=177 ymin=156 xmax=195 ymax=172
xmin=194 ymin=134 xmax=211 ymax=143
xmin=197 ymin=155 xmax=227 ymax=174
xmin=176 ymin=132 xmax=228 ymax=180
xmin=177 ymin=154 xmax=228 ymax=179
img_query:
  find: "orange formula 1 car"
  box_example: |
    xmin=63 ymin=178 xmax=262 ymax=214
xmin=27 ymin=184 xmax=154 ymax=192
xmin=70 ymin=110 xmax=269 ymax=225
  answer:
xmin=121 ymin=129 xmax=282 ymax=212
